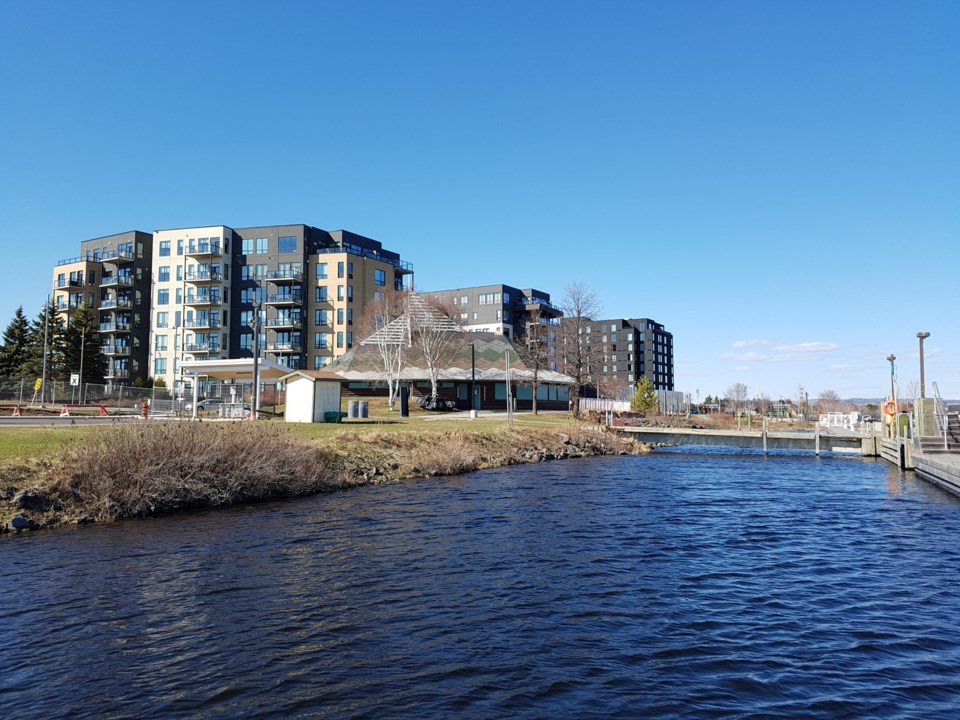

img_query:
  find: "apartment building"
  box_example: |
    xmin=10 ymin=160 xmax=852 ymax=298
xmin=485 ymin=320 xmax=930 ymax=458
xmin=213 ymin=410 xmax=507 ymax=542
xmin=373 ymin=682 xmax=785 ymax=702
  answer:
xmin=52 ymin=224 xmax=412 ymax=391
xmin=581 ymin=317 xmax=674 ymax=393
xmin=52 ymin=231 xmax=154 ymax=384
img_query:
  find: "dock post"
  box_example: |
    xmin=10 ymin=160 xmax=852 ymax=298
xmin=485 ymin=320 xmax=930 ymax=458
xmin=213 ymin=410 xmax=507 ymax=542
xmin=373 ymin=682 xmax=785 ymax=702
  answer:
xmin=815 ymin=423 xmax=820 ymax=456
xmin=762 ymin=417 xmax=768 ymax=454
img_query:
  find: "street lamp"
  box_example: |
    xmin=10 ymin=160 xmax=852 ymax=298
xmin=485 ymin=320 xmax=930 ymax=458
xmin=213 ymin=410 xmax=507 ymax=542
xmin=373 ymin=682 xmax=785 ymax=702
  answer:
xmin=917 ymin=332 xmax=930 ymax=399
xmin=886 ymin=354 xmax=896 ymax=400
xmin=251 ymin=304 xmax=261 ymax=420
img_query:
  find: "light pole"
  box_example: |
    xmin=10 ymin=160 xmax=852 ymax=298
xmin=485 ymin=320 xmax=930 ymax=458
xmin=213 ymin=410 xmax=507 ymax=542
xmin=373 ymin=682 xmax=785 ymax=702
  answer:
xmin=886 ymin=354 xmax=896 ymax=400
xmin=251 ymin=304 xmax=261 ymax=420
xmin=470 ymin=342 xmax=476 ymax=419
xmin=917 ymin=332 xmax=930 ymax=399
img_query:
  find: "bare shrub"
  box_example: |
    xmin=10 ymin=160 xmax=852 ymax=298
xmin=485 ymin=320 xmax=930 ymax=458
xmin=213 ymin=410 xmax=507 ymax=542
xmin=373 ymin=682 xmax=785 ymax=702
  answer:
xmin=49 ymin=423 xmax=344 ymax=520
xmin=404 ymin=433 xmax=478 ymax=476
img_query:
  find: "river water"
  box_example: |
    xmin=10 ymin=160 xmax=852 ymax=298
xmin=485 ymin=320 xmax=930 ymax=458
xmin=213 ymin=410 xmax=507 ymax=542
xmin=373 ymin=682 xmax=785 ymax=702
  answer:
xmin=3 ymin=450 xmax=960 ymax=719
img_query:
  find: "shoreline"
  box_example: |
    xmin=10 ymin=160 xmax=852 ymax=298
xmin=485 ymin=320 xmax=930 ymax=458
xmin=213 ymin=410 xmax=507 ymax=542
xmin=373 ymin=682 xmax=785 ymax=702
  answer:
xmin=1 ymin=422 xmax=650 ymax=534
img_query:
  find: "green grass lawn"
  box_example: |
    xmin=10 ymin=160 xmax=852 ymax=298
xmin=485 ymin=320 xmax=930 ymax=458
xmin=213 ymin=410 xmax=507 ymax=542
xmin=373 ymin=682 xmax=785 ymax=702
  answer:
xmin=0 ymin=426 xmax=95 ymax=461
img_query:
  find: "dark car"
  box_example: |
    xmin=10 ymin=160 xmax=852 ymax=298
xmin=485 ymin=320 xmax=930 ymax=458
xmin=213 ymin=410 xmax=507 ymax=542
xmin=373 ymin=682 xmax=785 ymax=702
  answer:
xmin=417 ymin=394 xmax=457 ymax=411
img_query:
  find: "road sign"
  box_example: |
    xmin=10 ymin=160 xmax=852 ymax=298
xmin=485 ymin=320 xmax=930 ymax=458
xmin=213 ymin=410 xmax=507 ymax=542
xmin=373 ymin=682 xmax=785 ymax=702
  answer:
xmin=70 ymin=373 xmax=80 ymax=387
xmin=34 ymin=378 xmax=42 ymax=391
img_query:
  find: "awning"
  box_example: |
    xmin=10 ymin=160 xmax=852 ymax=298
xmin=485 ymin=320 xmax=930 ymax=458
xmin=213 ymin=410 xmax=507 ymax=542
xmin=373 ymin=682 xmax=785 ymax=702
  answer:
xmin=180 ymin=358 xmax=290 ymax=381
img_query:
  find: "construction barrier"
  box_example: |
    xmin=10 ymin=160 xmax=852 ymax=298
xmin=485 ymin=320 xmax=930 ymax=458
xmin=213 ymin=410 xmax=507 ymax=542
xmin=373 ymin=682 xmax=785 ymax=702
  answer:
xmin=11 ymin=405 xmax=21 ymax=417
xmin=60 ymin=405 xmax=70 ymax=417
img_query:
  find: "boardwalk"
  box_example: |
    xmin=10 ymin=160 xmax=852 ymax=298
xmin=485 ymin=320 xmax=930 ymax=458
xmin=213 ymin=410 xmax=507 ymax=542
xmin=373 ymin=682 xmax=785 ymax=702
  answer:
xmin=615 ymin=425 xmax=877 ymax=455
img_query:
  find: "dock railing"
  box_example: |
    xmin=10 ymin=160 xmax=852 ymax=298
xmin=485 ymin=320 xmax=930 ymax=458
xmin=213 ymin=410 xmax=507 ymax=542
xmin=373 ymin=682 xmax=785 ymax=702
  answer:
xmin=933 ymin=382 xmax=949 ymax=450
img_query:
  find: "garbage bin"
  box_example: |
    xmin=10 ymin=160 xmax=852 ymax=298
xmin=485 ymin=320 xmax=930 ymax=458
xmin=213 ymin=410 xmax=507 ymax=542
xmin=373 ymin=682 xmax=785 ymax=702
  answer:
xmin=359 ymin=401 xmax=368 ymax=419
xmin=347 ymin=400 xmax=358 ymax=419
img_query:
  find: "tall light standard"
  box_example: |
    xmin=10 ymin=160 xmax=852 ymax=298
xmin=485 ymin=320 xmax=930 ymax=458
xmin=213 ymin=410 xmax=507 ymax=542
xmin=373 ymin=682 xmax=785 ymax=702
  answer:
xmin=251 ymin=304 xmax=261 ymax=420
xmin=917 ymin=332 xmax=930 ymax=399
xmin=886 ymin=354 xmax=896 ymax=400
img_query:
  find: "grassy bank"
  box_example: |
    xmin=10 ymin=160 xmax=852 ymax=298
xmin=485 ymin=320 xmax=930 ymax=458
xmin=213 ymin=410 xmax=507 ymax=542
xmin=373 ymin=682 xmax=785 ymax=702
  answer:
xmin=0 ymin=420 xmax=647 ymax=531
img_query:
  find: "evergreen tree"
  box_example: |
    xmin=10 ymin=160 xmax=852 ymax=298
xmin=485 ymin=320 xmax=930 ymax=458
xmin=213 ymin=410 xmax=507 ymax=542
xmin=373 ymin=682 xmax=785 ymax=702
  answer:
xmin=21 ymin=301 xmax=66 ymax=383
xmin=0 ymin=306 xmax=31 ymax=377
xmin=63 ymin=303 xmax=107 ymax=384
xmin=630 ymin=377 xmax=659 ymax=414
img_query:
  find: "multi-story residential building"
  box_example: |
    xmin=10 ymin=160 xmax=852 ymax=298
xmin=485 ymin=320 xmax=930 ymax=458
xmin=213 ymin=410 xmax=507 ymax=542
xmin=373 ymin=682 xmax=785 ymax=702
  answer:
xmin=426 ymin=284 xmax=563 ymax=335
xmin=581 ymin=317 xmax=674 ymax=394
xmin=52 ymin=231 xmax=154 ymax=384
xmin=52 ymin=224 xmax=412 ymax=392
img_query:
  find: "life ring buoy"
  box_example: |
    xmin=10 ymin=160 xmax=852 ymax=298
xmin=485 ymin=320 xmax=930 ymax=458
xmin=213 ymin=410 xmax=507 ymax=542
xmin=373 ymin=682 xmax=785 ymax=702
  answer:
xmin=882 ymin=400 xmax=897 ymax=416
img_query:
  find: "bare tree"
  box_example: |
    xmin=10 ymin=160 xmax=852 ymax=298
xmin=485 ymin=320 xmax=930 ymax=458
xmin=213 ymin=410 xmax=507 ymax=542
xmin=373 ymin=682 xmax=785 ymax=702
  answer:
xmin=725 ymin=382 xmax=749 ymax=414
xmin=514 ymin=308 xmax=551 ymax=415
xmin=408 ymin=294 xmax=461 ymax=400
xmin=558 ymin=281 xmax=602 ymax=417
xmin=817 ymin=389 xmax=845 ymax=414
xmin=358 ymin=288 xmax=409 ymax=410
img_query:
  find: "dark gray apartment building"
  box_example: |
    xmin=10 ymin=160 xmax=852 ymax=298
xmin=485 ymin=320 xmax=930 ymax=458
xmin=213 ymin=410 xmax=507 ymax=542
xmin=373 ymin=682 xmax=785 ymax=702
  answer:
xmin=581 ymin=317 xmax=674 ymax=393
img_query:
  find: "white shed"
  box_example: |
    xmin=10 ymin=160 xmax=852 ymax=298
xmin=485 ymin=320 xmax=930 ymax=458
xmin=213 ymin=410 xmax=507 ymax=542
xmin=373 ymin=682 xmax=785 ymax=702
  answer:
xmin=280 ymin=371 xmax=344 ymax=423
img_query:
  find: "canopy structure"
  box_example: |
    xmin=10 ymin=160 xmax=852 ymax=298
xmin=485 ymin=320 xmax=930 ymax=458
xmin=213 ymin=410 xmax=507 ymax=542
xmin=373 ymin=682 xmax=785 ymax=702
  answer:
xmin=179 ymin=358 xmax=289 ymax=419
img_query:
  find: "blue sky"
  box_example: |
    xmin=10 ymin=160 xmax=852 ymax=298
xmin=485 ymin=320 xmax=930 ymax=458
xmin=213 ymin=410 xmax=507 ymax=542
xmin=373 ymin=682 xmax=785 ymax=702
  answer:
xmin=1 ymin=1 xmax=957 ymax=400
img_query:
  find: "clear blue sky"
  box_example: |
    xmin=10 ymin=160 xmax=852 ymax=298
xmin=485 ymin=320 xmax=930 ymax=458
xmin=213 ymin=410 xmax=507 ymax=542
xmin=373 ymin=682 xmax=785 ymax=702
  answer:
xmin=2 ymin=1 xmax=957 ymax=401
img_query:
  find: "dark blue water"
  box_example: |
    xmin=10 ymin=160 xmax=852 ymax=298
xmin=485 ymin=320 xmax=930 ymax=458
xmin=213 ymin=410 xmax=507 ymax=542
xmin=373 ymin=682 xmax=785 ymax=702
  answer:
xmin=3 ymin=451 xmax=960 ymax=719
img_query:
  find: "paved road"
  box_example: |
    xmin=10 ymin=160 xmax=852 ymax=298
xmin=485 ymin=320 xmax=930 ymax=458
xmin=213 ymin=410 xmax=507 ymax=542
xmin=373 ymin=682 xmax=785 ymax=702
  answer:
xmin=0 ymin=415 xmax=139 ymax=427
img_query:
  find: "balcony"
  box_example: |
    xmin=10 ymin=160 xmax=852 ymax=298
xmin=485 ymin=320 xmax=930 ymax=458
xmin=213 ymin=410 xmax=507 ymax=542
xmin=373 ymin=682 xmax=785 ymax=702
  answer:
xmin=184 ymin=318 xmax=221 ymax=330
xmin=185 ymin=342 xmax=220 ymax=354
xmin=265 ymin=342 xmax=303 ymax=353
xmin=99 ymin=322 xmax=132 ymax=333
xmin=101 ymin=345 xmax=131 ymax=356
xmin=265 ymin=317 xmax=303 ymax=329
xmin=185 ymin=294 xmax=221 ymax=307
xmin=315 ymin=243 xmax=414 ymax=273
xmin=100 ymin=275 xmax=133 ymax=288
xmin=55 ymin=278 xmax=84 ymax=289
xmin=99 ymin=298 xmax=133 ymax=310
xmin=266 ymin=291 xmax=303 ymax=306
xmin=265 ymin=269 xmax=303 ymax=283
xmin=102 ymin=248 xmax=135 ymax=263
xmin=105 ymin=368 xmax=130 ymax=380
xmin=185 ymin=240 xmax=222 ymax=257
xmin=184 ymin=267 xmax=222 ymax=284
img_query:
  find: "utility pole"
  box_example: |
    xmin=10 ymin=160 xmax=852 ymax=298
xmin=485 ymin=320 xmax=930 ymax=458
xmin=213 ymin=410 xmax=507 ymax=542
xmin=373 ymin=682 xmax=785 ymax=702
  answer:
xmin=40 ymin=295 xmax=50 ymax=408
xmin=251 ymin=303 xmax=261 ymax=420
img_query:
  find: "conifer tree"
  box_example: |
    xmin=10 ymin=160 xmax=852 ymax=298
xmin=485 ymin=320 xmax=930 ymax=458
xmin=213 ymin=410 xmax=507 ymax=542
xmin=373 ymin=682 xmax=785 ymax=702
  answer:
xmin=63 ymin=303 xmax=107 ymax=384
xmin=21 ymin=300 xmax=66 ymax=383
xmin=0 ymin=306 xmax=31 ymax=377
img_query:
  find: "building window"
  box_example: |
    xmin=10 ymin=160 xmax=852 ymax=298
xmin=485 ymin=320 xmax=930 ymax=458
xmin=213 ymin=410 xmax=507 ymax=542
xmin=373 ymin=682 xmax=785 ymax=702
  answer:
xmin=175 ymin=288 xmax=182 ymax=304
xmin=348 ymin=262 xmax=354 ymax=279
xmin=155 ymin=335 xmax=167 ymax=351
xmin=337 ymin=285 xmax=344 ymax=301
xmin=239 ymin=332 xmax=252 ymax=350
xmin=316 ymin=263 xmax=327 ymax=280
xmin=242 ymin=238 xmax=253 ymax=255
xmin=157 ymin=289 xmax=169 ymax=305
xmin=336 ymin=331 xmax=343 ymax=348
xmin=241 ymin=266 xmax=253 ymax=280
xmin=347 ymin=285 xmax=353 ymax=302
xmin=315 ymin=332 xmax=327 ymax=349
xmin=347 ymin=332 xmax=353 ymax=348
xmin=154 ymin=358 xmax=167 ymax=375
xmin=256 ymin=238 xmax=268 ymax=254
xmin=374 ymin=269 xmax=386 ymax=286
xmin=337 ymin=308 xmax=344 ymax=325
xmin=315 ymin=309 xmax=328 ymax=325
xmin=316 ymin=286 xmax=328 ymax=302
xmin=460 ymin=295 xmax=468 ymax=305
xmin=159 ymin=241 xmax=171 ymax=257
xmin=347 ymin=308 xmax=353 ymax=325
xmin=278 ymin=236 xmax=297 ymax=253
xmin=337 ymin=261 xmax=344 ymax=278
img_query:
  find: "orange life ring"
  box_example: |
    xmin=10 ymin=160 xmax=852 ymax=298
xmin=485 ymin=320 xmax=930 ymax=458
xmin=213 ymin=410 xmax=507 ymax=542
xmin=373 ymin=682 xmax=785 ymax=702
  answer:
xmin=882 ymin=400 xmax=897 ymax=416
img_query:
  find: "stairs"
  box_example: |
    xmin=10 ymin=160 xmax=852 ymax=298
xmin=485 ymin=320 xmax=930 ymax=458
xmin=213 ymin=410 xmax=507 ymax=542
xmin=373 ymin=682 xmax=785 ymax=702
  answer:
xmin=918 ymin=412 xmax=960 ymax=453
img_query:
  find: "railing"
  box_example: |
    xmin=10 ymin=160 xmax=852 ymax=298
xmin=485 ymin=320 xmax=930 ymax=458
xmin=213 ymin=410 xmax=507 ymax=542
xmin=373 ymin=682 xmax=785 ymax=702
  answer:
xmin=99 ymin=298 xmax=132 ymax=310
xmin=101 ymin=248 xmax=135 ymax=262
xmin=184 ymin=318 xmax=221 ymax=329
xmin=184 ymin=267 xmax=222 ymax=282
xmin=100 ymin=275 xmax=133 ymax=288
xmin=315 ymin=243 xmax=414 ymax=273
xmin=54 ymin=278 xmax=85 ymax=288
xmin=99 ymin=322 xmax=132 ymax=332
xmin=265 ymin=269 xmax=303 ymax=282
xmin=265 ymin=342 xmax=303 ymax=353
xmin=265 ymin=317 xmax=303 ymax=328
xmin=185 ymin=294 xmax=221 ymax=305
xmin=266 ymin=292 xmax=303 ymax=304
xmin=933 ymin=382 xmax=949 ymax=450
xmin=101 ymin=345 xmax=131 ymax=356
xmin=185 ymin=343 xmax=220 ymax=353
xmin=185 ymin=241 xmax=222 ymax=256
xmin=105 ymin=369 xmax=130 ymax=380
xmin=520 ymin=296 xmax=563 ymax=315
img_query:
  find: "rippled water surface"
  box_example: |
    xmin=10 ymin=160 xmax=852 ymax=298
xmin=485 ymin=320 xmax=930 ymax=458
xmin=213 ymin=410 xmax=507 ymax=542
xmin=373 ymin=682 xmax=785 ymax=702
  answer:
xmin=4 ymin=451 xmax=960 ymax=718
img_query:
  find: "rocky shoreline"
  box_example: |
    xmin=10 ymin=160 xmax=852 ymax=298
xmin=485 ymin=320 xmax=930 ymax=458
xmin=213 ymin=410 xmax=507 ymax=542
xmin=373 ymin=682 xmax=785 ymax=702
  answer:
xmin=1 ymin=423 xmax=650 ymax=534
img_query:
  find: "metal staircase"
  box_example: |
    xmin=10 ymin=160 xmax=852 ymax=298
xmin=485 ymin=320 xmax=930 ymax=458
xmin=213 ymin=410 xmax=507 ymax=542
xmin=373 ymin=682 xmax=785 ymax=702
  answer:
xmin=917 ymin=383 xmax=960 ymax=453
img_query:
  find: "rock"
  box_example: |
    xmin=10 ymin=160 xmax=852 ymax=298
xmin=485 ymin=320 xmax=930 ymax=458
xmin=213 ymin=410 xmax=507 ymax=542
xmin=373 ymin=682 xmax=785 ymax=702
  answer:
xmin=0 ymin=486 xmax=18 ymax=501
xmin=13 ymin=490 xmax=52 ymax=512
xmin=559 ymin=434 xmax=572 ymax=445
xmin=76 ymin=516 xmax=95 ymax=526
xmin=10 ymin=514 xmax=39 ymax=531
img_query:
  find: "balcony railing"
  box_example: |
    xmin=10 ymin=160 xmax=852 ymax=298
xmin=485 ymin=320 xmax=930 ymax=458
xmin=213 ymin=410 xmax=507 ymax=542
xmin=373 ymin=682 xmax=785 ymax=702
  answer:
xmin=185 ymin=240 xmax=222 ymax=257
xmin=265 ymin=291 xmax=303 ymax=305
xmin=184 ymin=318 xmax=221 ymax=329
xmin=101 ymin=345 xmax=131 ymax=356
xmin=99 ymin=298 xmax=132 ymax=310
xmin=315 ymin=243 xmax=414 ymax=273
xmin=265 ymin=317 xmax=303 ymax=328
xmin=265 ymin=269 xmax=303 ymax=282
xmin=100 ymin=275 xmax=133 ymax=288
xmin=184 ymin=267 xmax=223 ymax=283
xmin=185 ymin=343 xmax=220 ymax=354
xmin=185 ymin=294 xmax=221 ymax=306
xmin=520 ymin=296 xmax=563 ymax=315
xmin=102 ymin=248 xmax=135 ymax=263
xmin=99 ymin=322 xmax=132 ymax=333
xmin=265 ymin=342 xmax=303 ymax=353
xmin=105 ymin=368 xmax=130 ymax=380
xmin=55 ymin=278 xmax=84 ymax=288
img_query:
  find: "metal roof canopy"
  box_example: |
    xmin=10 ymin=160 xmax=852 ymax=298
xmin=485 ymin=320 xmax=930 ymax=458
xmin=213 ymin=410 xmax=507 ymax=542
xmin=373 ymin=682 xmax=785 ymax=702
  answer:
xmin=180 ymin=358 xmax=290 ymax=381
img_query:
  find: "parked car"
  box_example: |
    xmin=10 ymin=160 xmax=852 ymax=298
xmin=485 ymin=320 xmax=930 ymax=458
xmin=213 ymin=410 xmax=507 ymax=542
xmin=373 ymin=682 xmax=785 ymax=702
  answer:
xmin=417 ymin=394 xmax=457 ymax=411
xmin=186 ymin=398 xmax=225 ymax=412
